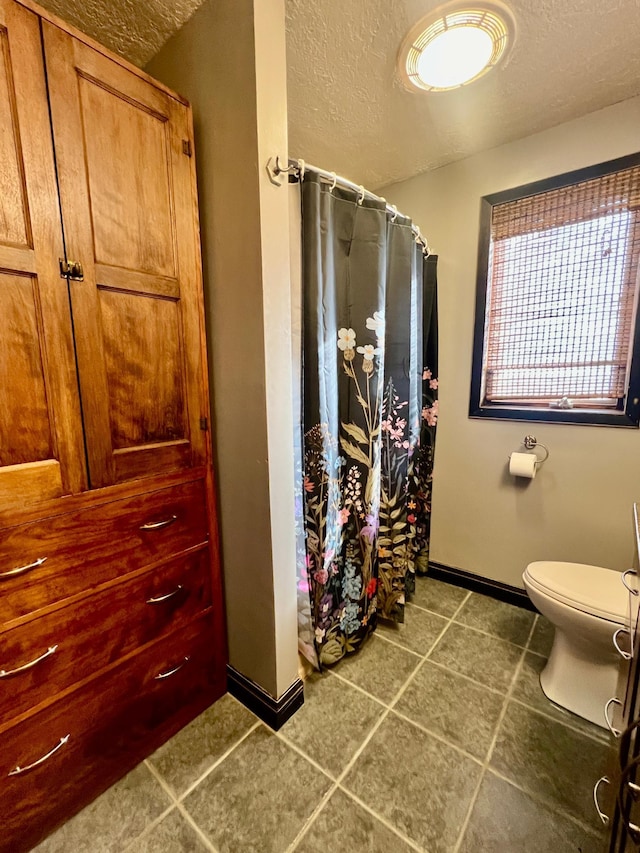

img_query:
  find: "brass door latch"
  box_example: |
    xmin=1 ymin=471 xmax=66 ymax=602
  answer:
xmin=59 ymin=258 xmax=84 ymax=281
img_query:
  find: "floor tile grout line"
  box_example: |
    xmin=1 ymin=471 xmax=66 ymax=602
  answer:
xmin=373 ymin=589 xmax=471 ymax=663
xmin=404 ymin=600 xmax=462 ymax=619
xmin=508 ymin=696 xmax=612 ymax=745
xmin=448 ymin=618 xmax=532 ymax=648
xmin=525 ymin=647 xmax=547 ymax=661
xmin=285 ymin=783 xmax=341 ymax=852
xmin=525 ymin=613 xmax=541 ymax=650
xmin=452 ymin=589 xmax=473 ymax=617
xmin=289 ymin=639 xmax=437 ymax=852
xmin=373 ymin=629 xmax=425 ymax=657
xmin=364 ymin=594 xmax=465 ymax=716
xmin=287 ymin=705 xmax=395 ymax=850
xmin=274 ymin=729 xmax=338 ymax=782
xmin=335 ymin=650 xmax=426 ymax=781
xmin=144 ymin=758 xmax=180 ymax=803
xmin=484 ymin=766 xmax=605 ymax=839
xmin=329 ymin=648 xmax=505 ymax=705
xmin=326 ymin=596 xmax=519 ymax=767
xmin=120 ymin=802 xmax=176 ymax=853
xmin=451 ymin=613 xmax=538 ymax=853
xmin=386 ymin=609 xmax=456 ymax=707
xmin=317 ymin=660 xmax=489 ymax=767
xmin=327 ymin=666 xmax=392 ymax=708
xmin=337 ymin=786 xmax=428 ymax=853
xmin=390 ymin=707 xmax=483 ymax=766
xmin=174 ymin=801 xmax=221 ymax=853
xmin=146 ymin=720 xmax=262 ymax=807
xmin=413 ymin=656 xmax=506 ymax=697
xmin=286 ymin=705 xmax=397 ymax=851
xmin=284 ymin=647 xmax=441 ymax=853
xmin=182 ymin=720 xmax=262 ymax=802
xmin=144 ymin=747 xmax=223 ymax=853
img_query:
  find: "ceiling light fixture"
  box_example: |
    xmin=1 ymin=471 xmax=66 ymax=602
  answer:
xmin=398 ymin=1 xmax=516 ymax=93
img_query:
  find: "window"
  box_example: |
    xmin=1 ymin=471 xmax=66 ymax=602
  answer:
xmin=470 ymin=153 xmax=640 ymax=426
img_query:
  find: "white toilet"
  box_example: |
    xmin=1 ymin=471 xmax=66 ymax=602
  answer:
xmin=523 ymin=561 xmax=629 ymax=729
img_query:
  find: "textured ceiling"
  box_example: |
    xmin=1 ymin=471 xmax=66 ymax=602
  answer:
xmin=38 ymin=0 xmax=640 ymax=189
xmin=37 ymin=0 xmax=203 ymax=66
xmin=286 ymin=0 xmax=640 ymax=188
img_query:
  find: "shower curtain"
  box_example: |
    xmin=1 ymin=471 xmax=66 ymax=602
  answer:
xmin=295 ymin=172 xmax=438 ymax=668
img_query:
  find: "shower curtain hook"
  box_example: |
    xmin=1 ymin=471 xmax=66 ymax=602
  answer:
xmin=329 ymin=172 xmax=337 ymax=192
xmin=357 ymin=185 xmax=365 ymax=205
xmin=298 ymin=159 xmax=306 ymax=180
xmin=390 ymin=205 xmax=398 ymax=223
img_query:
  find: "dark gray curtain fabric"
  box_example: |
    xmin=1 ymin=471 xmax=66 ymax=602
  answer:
xmin=298 ymin=172 xmax=438 ymax=667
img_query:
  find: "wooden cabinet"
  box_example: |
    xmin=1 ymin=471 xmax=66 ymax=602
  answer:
xmin=44 ymin=22 xmax=208 ymax=487
xmin=0 ymin=1 xmax=226 ymax=850
xmin=0 ymin=0 xmax=86 ymax=510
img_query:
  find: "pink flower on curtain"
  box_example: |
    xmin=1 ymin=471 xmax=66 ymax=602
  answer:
xmin=314 ymin=569 xmax=329 ymax=585
xmin=422 ymin=400 xmax=439 ymax=426
xmin=360 ymin=514 xmax=378 ymax=543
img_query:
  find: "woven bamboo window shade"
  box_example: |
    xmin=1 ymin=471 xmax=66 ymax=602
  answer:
xmin=483 ymin=165 xmax=640 ymax=407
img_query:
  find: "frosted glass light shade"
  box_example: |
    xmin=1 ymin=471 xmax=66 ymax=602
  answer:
xmin=416 ymin=26 xmax=494 ymax=89
xmin=399 ymin=2 xmax=515 ymax=92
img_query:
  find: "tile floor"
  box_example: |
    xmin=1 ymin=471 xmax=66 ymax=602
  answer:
xmin=35 ymin=577 xmax=615 ymax=853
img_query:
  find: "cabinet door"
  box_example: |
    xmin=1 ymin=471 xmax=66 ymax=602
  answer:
xmin=0 ymin=0 xmax=86 ymax=512
xmin=42 ymin=23 xmax=208 ymax=488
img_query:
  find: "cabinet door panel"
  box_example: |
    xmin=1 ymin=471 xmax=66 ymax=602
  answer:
xmin=0 ymin=273 xmax=52 ymax=463
xmin=43 ymin=23 xmax=207 ymax=488
xmin=79 ymin=75 xmax=177 ymax=279
xmin=0 ymin=0 xmax=86 ymax=510
xmin=0 ymin=33 xmax=29 ymax=248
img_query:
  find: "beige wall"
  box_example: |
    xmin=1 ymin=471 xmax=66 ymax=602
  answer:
xmin=147 ymin=0 xmax=299 ymax=698
xmin=383 ymin=96 xmax=640 ymax=588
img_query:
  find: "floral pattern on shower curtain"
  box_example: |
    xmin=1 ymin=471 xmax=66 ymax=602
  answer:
xmin=297 ymin=172 xmax=438 ymax=667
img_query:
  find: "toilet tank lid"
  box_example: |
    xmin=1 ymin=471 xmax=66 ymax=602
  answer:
xmin=524 ymin=561 xmax=628 ymax=622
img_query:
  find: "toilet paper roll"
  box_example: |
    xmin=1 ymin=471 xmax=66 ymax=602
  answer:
xmin=509 ymin=451 xmax=537 ymax=479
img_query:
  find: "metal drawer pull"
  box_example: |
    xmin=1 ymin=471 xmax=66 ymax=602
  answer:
xmin=0 ymin=556 xmax=47 ymax=580
xmin=613 ymin=627 xmax=633 ymax=660
xmin=155 ymin=656 xmax=190 ymax=680
xmin=0 ymin=645 xmax=58 ymax=679
xmin=604 ymin=697 xmax=622 ymax=737
xmin=593 ymin=775 xmax=610 ymax=825
xmin=140 ymin=515 xmax=177 ymax=531
xmin=622 ymin=569 xmax=639 ymax=596
xmin=146 ymin=585 xmax=183 ymax=605
xmin=8 ymin=735 xmax=70 ymax=777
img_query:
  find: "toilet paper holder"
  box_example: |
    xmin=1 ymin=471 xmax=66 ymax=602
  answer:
xmin=508 ymin=435 xmax=550 ymax=466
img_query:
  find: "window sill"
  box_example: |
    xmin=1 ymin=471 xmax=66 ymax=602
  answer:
xmin=469 ymin=404 xmax=640 ymax=427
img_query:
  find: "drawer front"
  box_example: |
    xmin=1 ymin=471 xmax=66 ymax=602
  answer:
xmin=0 ymin=613 xmax=225 ymax=853
xmin=0 ymin=547 xmax=212 ymax=728
xmin=0 ymin=479 xmax=208 ymax=624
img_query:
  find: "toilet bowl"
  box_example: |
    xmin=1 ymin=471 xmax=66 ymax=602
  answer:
xmin=523 ymin=561 xmax=628 ymax=729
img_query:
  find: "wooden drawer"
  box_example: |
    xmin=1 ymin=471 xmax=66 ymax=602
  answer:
xmin=0 ymin=612 xmax=225 ymax=853
xmin=0 ymin=479 xmax=208 ymax=625
xmin=0 ymin=547 xmax=212 ymax=728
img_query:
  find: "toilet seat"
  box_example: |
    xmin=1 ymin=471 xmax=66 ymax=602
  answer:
xmin=524 ymin=561 xmax=627 ymax=624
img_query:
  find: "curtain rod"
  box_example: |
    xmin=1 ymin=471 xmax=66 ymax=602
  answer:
xmin=267 ymin=156 xmax=431 ymax=255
